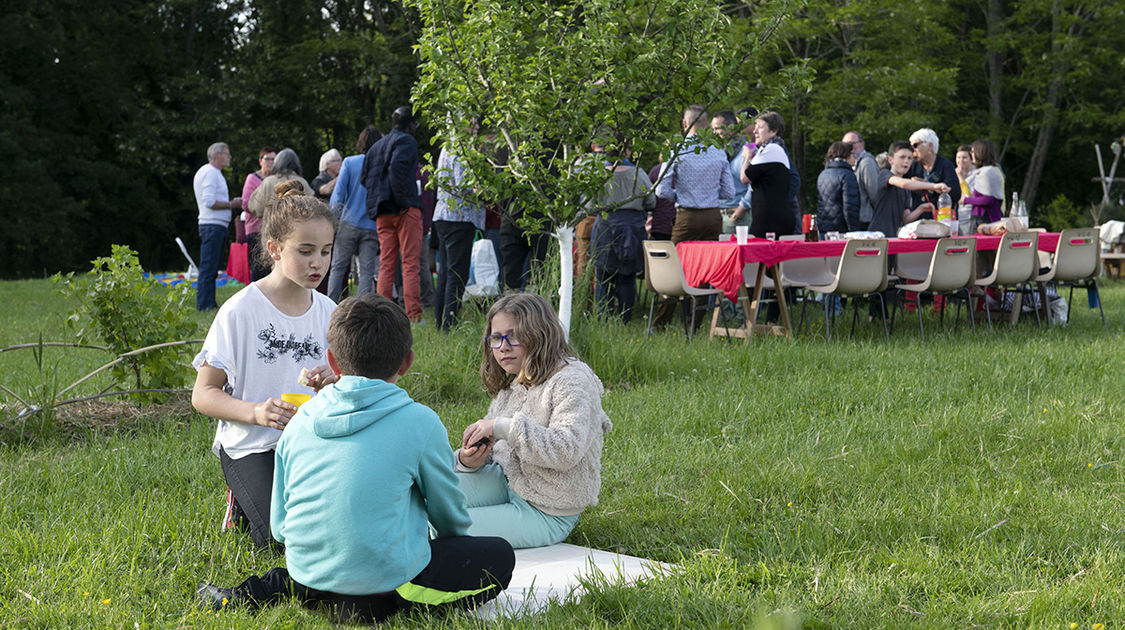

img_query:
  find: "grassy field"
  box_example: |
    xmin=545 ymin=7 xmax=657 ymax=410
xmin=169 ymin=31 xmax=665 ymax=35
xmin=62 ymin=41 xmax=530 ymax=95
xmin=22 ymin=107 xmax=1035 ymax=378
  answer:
xmin=1 ymin=275 xmax=1124 ymax=629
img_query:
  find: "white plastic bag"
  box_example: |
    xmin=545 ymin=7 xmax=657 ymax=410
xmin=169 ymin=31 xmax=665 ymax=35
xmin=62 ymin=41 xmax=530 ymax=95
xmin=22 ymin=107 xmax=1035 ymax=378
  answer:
xmin=898 ymin=219 xmax=950 ymax=240
xmin=464 ymin=238 xmax=500 ymax=298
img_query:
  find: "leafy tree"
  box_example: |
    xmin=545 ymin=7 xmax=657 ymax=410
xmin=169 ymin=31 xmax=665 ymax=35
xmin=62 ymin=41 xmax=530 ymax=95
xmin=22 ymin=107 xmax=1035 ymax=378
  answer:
xmin=408 ymin=0 xmax=805 ymax=334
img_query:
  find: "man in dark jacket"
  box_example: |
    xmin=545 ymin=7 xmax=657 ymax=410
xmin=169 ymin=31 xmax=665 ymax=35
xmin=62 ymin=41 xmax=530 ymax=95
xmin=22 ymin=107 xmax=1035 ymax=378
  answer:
xmin=363 ymin=106 xmax=424 ymax=322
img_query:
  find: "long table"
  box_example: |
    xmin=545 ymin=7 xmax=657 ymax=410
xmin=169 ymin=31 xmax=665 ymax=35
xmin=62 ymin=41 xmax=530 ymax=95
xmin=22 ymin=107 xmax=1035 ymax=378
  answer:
xmin=676 ymin=233 xmax=1062 ymax=340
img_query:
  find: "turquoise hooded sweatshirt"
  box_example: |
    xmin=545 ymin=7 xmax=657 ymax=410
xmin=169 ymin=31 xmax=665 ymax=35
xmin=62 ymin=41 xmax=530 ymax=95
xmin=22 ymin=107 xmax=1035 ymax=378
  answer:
xmin=271 ymin=375 xmax=471 ymax=595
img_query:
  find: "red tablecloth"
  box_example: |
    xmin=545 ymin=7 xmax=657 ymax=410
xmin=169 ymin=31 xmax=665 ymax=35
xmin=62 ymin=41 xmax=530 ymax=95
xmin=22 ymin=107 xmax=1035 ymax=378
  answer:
xmin=677 ymin=234 xmax=1061 ymax=301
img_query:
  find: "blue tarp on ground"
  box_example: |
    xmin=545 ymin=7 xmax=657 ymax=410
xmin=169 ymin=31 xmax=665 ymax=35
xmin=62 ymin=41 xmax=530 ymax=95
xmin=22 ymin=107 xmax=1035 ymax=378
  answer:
xmin=145 ymin=271 xmax=242 ymax=289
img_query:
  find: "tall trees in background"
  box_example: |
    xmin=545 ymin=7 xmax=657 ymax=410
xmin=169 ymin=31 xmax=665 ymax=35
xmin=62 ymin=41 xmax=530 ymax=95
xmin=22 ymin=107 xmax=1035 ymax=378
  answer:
xmin=0 ymin=0 xmax=1121 ymax=278
xmin=0 ymin=0 xmax=419 ymax=277
xmin=734 ymin=0 xmax=1125 ymax=223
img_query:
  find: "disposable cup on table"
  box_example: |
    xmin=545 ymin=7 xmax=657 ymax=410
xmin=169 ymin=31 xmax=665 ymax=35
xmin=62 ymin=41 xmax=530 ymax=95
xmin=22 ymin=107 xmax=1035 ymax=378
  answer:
xmin=281 ymin=393 xmax=312 ymax=408
xmin=736 ymin=226 xmax=749 ymax=245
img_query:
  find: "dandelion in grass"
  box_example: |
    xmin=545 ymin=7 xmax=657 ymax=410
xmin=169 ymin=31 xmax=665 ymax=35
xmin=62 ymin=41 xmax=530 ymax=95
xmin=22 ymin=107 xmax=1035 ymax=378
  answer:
xmin=101 ymin=598 xmax=111 ymax=605
xmin=1070 ymin=624 xmax=1077 ymax=629
xmin=1093 ymin=624 xmax=1103 ymax=630
xmin=787 ymin=502 xmax=793 ymax=507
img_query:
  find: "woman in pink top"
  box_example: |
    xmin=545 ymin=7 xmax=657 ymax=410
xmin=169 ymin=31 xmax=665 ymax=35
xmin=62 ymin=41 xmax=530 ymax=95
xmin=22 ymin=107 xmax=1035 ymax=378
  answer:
xmin=242 ymin=146 xmax=277 ymax=281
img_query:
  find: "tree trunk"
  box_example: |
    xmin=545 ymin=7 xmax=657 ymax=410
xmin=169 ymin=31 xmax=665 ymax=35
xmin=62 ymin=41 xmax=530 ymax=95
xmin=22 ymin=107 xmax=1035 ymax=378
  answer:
xmin=555 ymin=225 xmax=575 ymax=340
xmin=1021 ymin=5 xmax=1082 ymax=211
xmin=985 ymin=0 xmax=1004 ymax=137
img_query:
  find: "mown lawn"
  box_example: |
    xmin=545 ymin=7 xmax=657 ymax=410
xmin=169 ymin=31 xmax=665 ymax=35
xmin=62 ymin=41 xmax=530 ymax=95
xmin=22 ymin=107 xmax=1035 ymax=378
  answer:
xmin=1 ymin=275 xmax=1123 ymax=629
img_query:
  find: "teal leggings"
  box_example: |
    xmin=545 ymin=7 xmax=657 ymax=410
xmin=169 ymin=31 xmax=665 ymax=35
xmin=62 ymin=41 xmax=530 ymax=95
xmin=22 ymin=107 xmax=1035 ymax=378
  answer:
xmin=457 ymin=463 xmax=579 ymax=549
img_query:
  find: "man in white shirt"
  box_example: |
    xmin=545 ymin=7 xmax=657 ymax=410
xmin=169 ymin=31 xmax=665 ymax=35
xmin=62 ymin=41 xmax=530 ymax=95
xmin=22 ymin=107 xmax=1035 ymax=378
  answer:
xmin=194 ymin=142 xmax=242 ymax=310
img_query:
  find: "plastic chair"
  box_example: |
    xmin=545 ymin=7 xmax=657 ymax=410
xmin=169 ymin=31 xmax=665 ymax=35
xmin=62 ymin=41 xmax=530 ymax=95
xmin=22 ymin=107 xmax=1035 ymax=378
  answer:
xmin=805 ymin=239 xmax=890 ymax=341
xmin=974 ymin=231 xmax=1040 ymax=329
xmin=891 ymin=238 xmax=977 ymax=339
xmin=768 ymin=235 xmax=836 ymax=334
xmin=643 ymin=241 xmax=725 ymax=341
xmin=893 ymin=250 xmax=933 ymax=282
xmin=1035 ymin=227 xmax=1104 ymax=325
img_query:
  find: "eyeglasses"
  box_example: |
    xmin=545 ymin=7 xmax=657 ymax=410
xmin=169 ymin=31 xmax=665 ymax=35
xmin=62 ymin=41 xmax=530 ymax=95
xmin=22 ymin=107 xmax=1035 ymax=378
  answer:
xmin=485 ymin=333 xmax=520 ymax=349
xmin=911 ymin=142 xmax=925 ymax=149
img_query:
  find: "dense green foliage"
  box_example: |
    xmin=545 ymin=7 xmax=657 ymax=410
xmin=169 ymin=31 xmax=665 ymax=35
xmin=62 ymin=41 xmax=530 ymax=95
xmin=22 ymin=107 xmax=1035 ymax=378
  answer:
xmin=1 ymin=1 xmax=1121 ymax=278
xmin=2 ymin=278 xmax=1125 ymax=627
xmin=0 ymin=0 xmax=420 ymax=278
xmin=733 ymin=0 xmax=1125 ymax=227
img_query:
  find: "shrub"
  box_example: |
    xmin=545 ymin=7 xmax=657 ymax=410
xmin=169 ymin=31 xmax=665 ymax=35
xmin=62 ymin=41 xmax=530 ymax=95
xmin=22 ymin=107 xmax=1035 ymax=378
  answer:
xmin=53 ymin=245 xmax=200 ymax=397
xmin=1037 ymin=194 xmax=1086 ymax=232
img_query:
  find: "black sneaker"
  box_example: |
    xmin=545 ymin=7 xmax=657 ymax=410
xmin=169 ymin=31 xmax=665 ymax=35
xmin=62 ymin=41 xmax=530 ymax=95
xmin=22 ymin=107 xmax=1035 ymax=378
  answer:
xmin=197 ymin=582 xmax=238 ymax=611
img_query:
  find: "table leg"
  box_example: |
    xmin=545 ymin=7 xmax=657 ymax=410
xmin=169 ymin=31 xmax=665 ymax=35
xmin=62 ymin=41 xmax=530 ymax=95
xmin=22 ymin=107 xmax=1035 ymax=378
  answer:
xmin=771 ymin=265 xmax=793 ymax=339
xmin=746 ymin=264 xmax=767 ymax=341
xmin=745 ymin=264 xmax=791 ymax=340
xmin=708 ymin=298 xmax=722 ymax=341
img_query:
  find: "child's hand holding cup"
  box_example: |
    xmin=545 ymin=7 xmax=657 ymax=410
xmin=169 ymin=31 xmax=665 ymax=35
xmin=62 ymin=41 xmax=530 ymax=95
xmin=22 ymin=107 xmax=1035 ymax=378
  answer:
xmin=281 ymin=393 xmax=311 ymax=408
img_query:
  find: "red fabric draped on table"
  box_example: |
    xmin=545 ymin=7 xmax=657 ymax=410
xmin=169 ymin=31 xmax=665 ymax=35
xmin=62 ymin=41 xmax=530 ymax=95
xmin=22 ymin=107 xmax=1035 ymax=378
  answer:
xmin=677 ymin=234 xmax=1062 ymax=301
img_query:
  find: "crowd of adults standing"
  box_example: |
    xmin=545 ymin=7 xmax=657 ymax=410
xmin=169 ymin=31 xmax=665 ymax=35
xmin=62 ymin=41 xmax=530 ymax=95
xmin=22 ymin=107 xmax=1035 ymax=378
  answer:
xmin=191 ymin=103 xmax=1008 ymax=326
xmin=191 ymin=105 xmax=543 ymax=330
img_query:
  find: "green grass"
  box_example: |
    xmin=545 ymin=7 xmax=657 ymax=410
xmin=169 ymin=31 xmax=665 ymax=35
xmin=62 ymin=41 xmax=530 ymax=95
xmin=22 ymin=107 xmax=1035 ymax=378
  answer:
xmin=1 ymin=276 xmax=1124 ymax=628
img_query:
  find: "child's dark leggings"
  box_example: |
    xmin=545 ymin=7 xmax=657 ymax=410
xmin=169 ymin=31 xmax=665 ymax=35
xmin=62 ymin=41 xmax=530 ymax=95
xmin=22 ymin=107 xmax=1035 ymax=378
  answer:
xmin=219 ymin=447 xmax=278 ymax=551
xmin=231 ymin=536 xmax=515 ymax=623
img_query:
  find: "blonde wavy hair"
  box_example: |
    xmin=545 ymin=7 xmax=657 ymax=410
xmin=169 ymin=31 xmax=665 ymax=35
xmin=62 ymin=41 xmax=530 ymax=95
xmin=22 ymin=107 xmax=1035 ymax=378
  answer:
xmin=258 ymin=180 xmax=337 ymax=269
xmin=480 ymin=293 xmax=575 ymax=397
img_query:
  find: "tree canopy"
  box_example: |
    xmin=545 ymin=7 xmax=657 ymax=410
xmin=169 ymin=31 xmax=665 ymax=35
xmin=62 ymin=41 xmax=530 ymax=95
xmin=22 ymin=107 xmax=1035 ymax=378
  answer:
xmin=0 ymin=0 xmax=1121 ymax=278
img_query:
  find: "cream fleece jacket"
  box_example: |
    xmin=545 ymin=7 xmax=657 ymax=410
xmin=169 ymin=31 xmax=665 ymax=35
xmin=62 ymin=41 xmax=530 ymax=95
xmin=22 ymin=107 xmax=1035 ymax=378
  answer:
xmin=478 ymin=360 xmax=612 ymax=516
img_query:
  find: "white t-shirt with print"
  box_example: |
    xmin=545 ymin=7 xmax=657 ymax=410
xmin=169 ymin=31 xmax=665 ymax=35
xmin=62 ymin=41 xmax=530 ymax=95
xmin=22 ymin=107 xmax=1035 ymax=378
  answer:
xmin=192 ymin=284 xmax=336 ymax=459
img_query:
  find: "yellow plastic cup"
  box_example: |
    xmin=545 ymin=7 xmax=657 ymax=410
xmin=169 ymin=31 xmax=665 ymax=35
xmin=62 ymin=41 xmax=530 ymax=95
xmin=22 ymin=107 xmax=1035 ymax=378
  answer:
xmin=281 ymin=393 xmax=312 ymax=408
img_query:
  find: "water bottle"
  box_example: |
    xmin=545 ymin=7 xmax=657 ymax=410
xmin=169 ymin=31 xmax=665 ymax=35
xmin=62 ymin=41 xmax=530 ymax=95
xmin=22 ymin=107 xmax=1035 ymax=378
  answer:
xmin=1010 ymin=191 xmax=1020 ymax=217
xmin=937 ymin=192 xmax=952 ymax=228
xmin=1014 ymin=199 xmax=1028 ymax=230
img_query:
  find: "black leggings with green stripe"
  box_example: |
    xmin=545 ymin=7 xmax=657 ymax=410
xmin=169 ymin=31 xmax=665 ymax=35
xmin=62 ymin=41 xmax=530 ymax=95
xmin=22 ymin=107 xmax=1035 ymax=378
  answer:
xmin=231 ymin=536 xmax=514 ymax=623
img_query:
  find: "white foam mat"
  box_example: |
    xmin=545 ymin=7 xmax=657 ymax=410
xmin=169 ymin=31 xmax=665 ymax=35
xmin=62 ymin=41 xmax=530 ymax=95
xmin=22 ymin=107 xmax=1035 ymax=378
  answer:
xmin=473 ymin=543 xmax=674 ymax=619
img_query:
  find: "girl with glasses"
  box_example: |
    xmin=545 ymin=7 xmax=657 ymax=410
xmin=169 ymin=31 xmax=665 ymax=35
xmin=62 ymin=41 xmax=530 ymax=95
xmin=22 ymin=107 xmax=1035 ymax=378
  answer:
xmin=455 ymin=293 xmax=612 ymax=549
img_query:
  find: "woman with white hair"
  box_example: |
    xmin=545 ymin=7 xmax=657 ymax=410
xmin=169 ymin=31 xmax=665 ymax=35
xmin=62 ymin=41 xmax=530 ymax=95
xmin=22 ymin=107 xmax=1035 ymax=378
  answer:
xmin=905 ymin=127 xmax=961 ymax=215
xmin=311 ymin=149 xmax=343 ymax=201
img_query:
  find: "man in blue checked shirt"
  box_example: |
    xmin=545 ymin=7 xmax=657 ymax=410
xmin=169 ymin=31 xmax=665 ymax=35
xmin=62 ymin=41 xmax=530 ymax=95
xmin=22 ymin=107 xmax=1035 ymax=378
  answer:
xmin=655 ymin=104 xmax=734 ymax=243
xmin=651 ymin=105 xmax=734 ymax=329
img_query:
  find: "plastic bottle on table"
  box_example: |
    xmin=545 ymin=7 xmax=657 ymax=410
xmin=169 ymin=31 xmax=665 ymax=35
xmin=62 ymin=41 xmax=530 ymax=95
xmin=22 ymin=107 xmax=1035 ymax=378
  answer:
xmin=936 ymin=192 xmax=952 ymax=228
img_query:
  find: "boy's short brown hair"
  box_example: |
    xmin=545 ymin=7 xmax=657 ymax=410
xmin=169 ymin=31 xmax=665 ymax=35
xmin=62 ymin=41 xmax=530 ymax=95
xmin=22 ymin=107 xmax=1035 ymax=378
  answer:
xmin=327 ymin=294 xmax=412 ymax=380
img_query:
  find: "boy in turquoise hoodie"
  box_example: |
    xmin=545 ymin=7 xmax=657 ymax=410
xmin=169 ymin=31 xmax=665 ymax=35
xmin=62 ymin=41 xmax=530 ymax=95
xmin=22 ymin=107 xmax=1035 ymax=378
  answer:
xmin=198 ymin=294 xmax=514 ymax=623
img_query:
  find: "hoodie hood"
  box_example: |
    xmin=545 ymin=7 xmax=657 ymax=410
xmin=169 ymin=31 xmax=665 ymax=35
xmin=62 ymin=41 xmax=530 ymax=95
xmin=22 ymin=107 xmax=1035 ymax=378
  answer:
xmin=303 ymin=375 xmax=415 ymax=439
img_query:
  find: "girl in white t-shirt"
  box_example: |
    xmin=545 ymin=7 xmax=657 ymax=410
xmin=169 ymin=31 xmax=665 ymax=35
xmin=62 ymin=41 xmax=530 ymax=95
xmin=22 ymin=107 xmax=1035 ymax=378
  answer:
xmin=192 ymin=181 xmax=338 ymax=549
